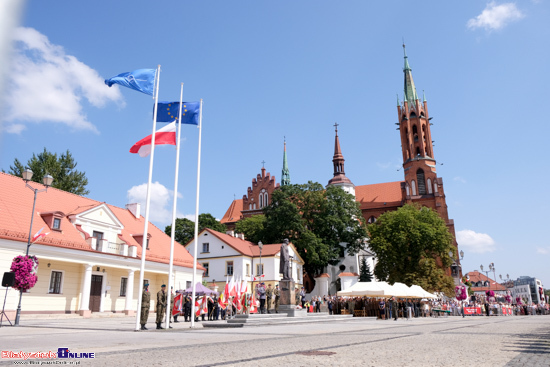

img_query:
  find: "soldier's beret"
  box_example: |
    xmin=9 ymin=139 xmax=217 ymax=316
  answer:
xmin=161 ymin=284 xmax=166 ymax=287
xmin=144 ymin=283 xmax=149 ymax=287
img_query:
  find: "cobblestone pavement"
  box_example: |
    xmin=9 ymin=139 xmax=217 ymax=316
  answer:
xmin=1 ymin=315 xmax=549 ymax=366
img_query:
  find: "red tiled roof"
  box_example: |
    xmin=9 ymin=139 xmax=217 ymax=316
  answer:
xmin=220 ymin=199 xmax=243 ymax=224
xmin=465 ymin=271 xmax=506 ymax=291
xmin=198 ymin=229 xmax=282 ymax=257
xmin=0 ymin=172 xmax=198 ymax=269
xmin=355 ymin=181 xmax=403 ymax=209
xmin=339 ymin=272 xmax=359 ymax=277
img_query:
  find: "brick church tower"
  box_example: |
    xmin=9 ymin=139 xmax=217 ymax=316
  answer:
xmin=397 ymin=44 xmax=460 ymax=276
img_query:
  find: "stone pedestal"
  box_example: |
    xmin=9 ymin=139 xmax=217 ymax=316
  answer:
xmin=279 ymin=279 xmax=295 ymax=306
xmin=278 ymin=279 xmax=307 ymax=317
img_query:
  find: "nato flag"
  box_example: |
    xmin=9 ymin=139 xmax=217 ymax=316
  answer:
xmin=156 ymin=101 xmax=200 ymax=125
xmin=105 ymin=69 xmax=156 ymax=96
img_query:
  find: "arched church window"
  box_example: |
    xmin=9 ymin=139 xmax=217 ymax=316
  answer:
xmin=405 ymin=184 xmax=410 ymax=196
xmin=416 ymin=169 xmax=426 ymax=195
xmin=413 ymin=125 xmax=418 ymax=142
xmin=259 ymin=194 xmax=263 ymax=208
xmin=427 ymin=178 xmax=433 ymax=194
xmin=416 ymin=147 xmax=421 ymax=156
xmin=264 ymin=192 xmax=268 ymax=207
xmin=434 ymin=181 xmax=439 ymax=194
xmin=411 ymin=180 xmax=417 ymax=196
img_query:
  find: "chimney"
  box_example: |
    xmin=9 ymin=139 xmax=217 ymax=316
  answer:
xmin=126 ymin=203 xmax=141 ymax=219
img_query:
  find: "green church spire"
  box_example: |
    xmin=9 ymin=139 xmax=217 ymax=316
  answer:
xmin=403 ymin=43 xmax=418 ymax=104
xmin=281 ymin=138 xmax=291 ymax=186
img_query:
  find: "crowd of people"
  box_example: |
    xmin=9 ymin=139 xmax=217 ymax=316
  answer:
xmin=139 ymin=282 xmax=549 ymax=330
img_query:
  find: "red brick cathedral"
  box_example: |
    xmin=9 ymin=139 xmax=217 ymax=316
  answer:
xmin=221 ymin=46 xmax=461 ymax=280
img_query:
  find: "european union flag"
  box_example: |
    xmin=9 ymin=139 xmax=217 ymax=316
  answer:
xmin=105 ymin=69 xmax=156 ymax=96
xmin=156 ymin=101 xmax=200 ymax=125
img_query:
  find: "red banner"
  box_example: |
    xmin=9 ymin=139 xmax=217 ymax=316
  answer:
xmin=172 ymin=293 xmax=183 ymax=316
xmin=464 ymin=307 xmax=482 ymax=315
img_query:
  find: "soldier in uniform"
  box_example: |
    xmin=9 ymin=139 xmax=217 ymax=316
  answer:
xmin=140 ymin=283 xmax=150 ymax=330
xmin=156 ymin=284 xmax=167 ymax=329
xmin=183 ymin=295 xmax=191 ymax=322
xmin=274 ymin=284 xmax=280 ymax=313
xmin=266 ymin=284 xmax=273 ymax=313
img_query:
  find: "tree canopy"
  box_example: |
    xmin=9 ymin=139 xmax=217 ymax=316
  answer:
xmin=234 ymin=215 xmax=266 ymax=245
xmin=367 ymin=203 xmax=455 ymax=295
xmin=7 ymin=148 xmax=89 ymax=195
xmin=262 ymin=182 xmax=368 ymax=276
xmin=165 ymin=213 xmax=226 ymax=245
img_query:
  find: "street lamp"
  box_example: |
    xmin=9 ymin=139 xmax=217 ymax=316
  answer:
xmin=258 ymin=241 xmax=263 ymax=278
xmin=480 ymin=263 xmax=494 ymax=291
xmin=15 ymin=169 xmax=53 ymax=326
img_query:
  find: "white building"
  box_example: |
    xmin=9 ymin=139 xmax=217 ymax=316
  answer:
xmin=0 ymin=172 xmax=202 ymax=319
xmin=512 ymin=276 xmax=545 ymax=304
xmin=185 ymin=229 xmax=304 ymax=291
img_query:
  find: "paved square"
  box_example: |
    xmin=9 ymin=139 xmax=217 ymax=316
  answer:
xmin=1 ymin=315 xmax=549 ymax=366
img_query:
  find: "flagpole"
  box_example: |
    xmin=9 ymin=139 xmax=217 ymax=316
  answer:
xmin=165 ymin=83 xmax=185 ymax=329
xmin=190 ymin=99 xmax=203 ymax=328
xmin=134 ymin=65 xmax=161 ymax=332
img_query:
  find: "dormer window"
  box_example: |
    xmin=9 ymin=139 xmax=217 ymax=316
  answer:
xmin=40 ymin=211 xmax=65 ymax=232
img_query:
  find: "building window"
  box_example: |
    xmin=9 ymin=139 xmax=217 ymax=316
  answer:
xmin=427 ymin=178 xmax=433 ymax=194
xmin=120 ymin=277 xmax=128 ymax=296
xmin=256 ymin=264 xmax=264 ymax=276
xmin=49 ymin=271 xmax=63 ymax=294
xmin=246 ymin=264 xmax=250 ymax=276
xmin=202 ymin=242 xmax=210 ymax=253
xmin=53 ymin=218 xmax=61 ymax=230
xmin=226 ymin=261 xmax=234 ymax=276
xmin=203 ymin=263 xmax=209 ymax=277
xmin=416 ymin=169 xmax=426 ymax=195
xmin=186 ymin=281 xmax=191 ymax=289
xmin=367 ymin=216 xmax=376 ymax=224
xmin=411 ymin=180 xmax=417 ymax=196
xmin=259 ymin=194 xmax=263 ymax=208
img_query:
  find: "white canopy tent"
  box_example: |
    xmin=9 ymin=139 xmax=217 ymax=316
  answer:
xmin=336 ymin=281 xmax=437 ymax=299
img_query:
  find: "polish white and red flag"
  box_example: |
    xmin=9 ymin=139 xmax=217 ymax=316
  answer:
xmin=31 ymin=227 xmax=49 ymax=243
xmin=130 ymin=121 xmax=177 ymax=157
xmin=253 ymin=274 xmax=265 ymax=281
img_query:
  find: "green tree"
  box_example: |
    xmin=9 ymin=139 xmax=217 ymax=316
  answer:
xmin=7 ymin=148 xmax=89 ymax=195
xmin=367 ymin=203 xmax=455 ymax=295
xmin=165 ymin=213 xmax=226 ymax=245
xmin=262 ymin=182 xmax=368 ymax=277
xmin=234 ymin=215 xmax=266 ymax=244
xmin=359 ymin=257 xmax=373 ymax=282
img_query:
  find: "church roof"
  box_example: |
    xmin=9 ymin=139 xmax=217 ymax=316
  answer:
xmin=220 ymin=199 xmax=244 ymax=224
xmin=0 ymin=172 xmax=198 ymax=268
xmin=355 ymin=181 xmax=403 ymax=210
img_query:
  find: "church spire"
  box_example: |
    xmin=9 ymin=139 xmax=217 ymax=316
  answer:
xmin=328 ymin=123 xmax=354 ymax=195
xmin=281 ymin=138 xmax=291 ymax=186
xmin=403 ymin=43 xmax=418 ymax=104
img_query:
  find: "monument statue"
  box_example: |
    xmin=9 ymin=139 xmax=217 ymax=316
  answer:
xmin=280 ymin=238 xmax=291 ymax=280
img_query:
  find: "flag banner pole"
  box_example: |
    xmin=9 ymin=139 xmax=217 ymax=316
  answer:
xmin=190 ymin=99 xmax=203 ymax=328
xmin=134 ymin=65 xmax=161 ymax=332
xmin=166 ymin=83 xmax=184 ymax=328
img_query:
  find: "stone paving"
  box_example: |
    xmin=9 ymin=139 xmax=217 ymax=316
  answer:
xmin=0 ymin=315 xmax=549 ymax=366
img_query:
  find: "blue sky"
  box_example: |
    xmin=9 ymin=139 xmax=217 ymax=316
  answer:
xmin=1 ymin=1 xmax=548 ymax=288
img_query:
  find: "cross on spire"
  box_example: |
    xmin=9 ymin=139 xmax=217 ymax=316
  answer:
xmin=261 ymin=160 xmax=266 ymax=168
xmin=334 ymin=122 xmax=339 ymax=133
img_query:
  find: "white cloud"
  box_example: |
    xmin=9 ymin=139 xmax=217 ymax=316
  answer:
xmin=2 ymin=27 xmax=123 ymax=134
xmin=127 ymin=181 xmax=186 ymax=228
xmin=536 ymin=247 xmax=550 ymax=255
xmin=453 ymin=176 xmax=467 ymax=184
xmin=456 ymin=229 xmax=496 ymax=254
xmin=467 ymin=2 xmax=524 ymax=31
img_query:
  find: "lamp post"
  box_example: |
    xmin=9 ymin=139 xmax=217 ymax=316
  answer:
xmin=15 ymin=169 xmax=53 ymax=326
xmin=258 ymin=241 xmax=263 ymax=279
xmin=480 ymin=264 xmax=492 ymax=291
